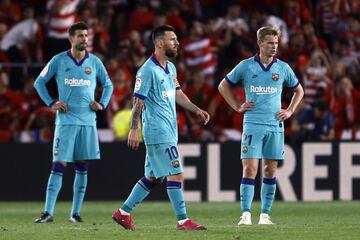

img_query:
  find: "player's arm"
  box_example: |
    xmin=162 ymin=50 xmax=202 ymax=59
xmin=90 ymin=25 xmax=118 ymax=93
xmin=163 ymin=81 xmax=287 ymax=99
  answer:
xmin=276 ymin=84 xmax=304 ymax=121
xmin=127 ymin=97 xmax=143 ymax=150
xmin=34 ymin=58 xmax=67 ymax=112
xmin=176 ymin=90 xmax=210 ymax=125
xmin=91 ymin=58 xmax=114 ymax=111
xmin=218 ymin=78 xmax=254 ymax=112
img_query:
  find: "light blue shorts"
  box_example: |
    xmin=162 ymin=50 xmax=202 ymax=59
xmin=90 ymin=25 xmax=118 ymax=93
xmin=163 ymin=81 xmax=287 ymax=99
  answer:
xmin=145 ymin=143 xmax=184 ymax=179
xmin=53 ymin=125 xmax=100 ymax=162
xmin=240 ymin=126 xmax=284 ymax=160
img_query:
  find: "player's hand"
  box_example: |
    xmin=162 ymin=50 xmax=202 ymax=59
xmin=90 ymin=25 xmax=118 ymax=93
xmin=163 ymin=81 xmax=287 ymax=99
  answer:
xmin=238 ymin=101 xmax=255 ymax=113
xmin=196 ymin=109 xmax=210 ymax=125
xmin=52 ymin=101 xmax=67 ymax=112
xmin=276 ymin=109 xmax=293 ymax=121
xmin=90 ymin=101 xmax=103 ymax=111
xmin=127 ymin=129 xmax=140 ymax=150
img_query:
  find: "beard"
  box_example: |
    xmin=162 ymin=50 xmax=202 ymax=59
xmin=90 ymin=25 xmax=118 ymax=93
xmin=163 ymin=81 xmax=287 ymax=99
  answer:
xmin=75 ymin=43 xmax=87 ymax=51
xmin=165 ymin=48 xmax=178 ymax=58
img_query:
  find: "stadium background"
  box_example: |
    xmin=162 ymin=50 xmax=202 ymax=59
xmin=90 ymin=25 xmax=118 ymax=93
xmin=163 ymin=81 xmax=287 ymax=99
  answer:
xmin=0 ymin=0 xmax=359 ymax=202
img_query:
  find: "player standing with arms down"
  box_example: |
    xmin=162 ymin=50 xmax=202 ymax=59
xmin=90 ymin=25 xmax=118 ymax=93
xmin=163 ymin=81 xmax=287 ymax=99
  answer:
xmin=218 ymin=26 xmax=304 ymax=225
xmin=34 ymin=22 xmax=113 ymax=223
xmin=112 ymin=25 xmax=209 ymax=230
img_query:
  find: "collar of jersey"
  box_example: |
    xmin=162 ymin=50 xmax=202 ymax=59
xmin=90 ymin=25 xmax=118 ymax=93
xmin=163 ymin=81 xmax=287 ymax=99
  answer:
xmin=151 ymin=55 xmax=170 ymax=74
xmin=67 ymin=50 xmax=89 ymax=66
xmin=254 ymin=53 xmax=277 ymax=72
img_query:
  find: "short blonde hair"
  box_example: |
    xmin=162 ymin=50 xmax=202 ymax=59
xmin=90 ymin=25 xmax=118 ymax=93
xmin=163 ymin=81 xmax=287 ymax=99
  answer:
xmin=257 ymin=26 xmax=281 ymax=42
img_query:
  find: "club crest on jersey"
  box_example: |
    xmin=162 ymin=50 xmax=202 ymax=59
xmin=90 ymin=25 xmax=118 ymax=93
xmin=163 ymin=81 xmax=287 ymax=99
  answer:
xmin=242 ymin=146 xmax=248 ymax=153
xmin=172 ymin=160 xmax=180 ymax=168
xmin=85 ymin=67 xmax=92 ymax=74
xmin=272 ymin=73 xmax=279 ymax=81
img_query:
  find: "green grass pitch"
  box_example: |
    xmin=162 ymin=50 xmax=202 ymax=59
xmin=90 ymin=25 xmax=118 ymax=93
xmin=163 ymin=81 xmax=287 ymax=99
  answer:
xmin=1 ymin=201 xmax=359 ymax=240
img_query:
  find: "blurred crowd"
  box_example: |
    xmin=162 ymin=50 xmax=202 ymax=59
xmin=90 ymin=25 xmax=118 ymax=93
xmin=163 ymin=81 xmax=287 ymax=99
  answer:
xmin=0 ymin=0 xmax=359 ymax=143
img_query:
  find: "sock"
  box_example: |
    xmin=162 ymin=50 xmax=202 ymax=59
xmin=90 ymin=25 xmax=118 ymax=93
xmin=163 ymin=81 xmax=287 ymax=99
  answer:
xmin=166 ymin=181 xmax=187 ymax=221
xmin=44 ymin=163 xmax=65 ymax=215
xmin=261 ymin=177 xmax=277 ymax=214
xmin=70 ymin=163 xmax=88 ymax=216
xmin=240 ymin=178 xmax=255 ymax=212
xmin=121 ymin=176 xmax=157 ymax=213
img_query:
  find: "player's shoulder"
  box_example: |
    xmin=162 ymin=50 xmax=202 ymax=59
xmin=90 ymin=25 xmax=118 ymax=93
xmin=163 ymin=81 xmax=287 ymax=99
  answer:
xmin=51 ymin=51 xmax=68 ymax=62
xmin=274 ymin=57 xmax=290 ymax=68
xmin=238 ymin=56 xmax=256 ymax=66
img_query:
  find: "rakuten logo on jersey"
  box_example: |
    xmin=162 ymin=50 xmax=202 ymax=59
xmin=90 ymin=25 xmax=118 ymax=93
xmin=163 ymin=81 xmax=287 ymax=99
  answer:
xmin=162 ymin=89 xmax=176 ymax=98
xmin=64 ymin=78 xmax=91 ymax=86
xmin=250 ymin=85 xmax=278 ymax=94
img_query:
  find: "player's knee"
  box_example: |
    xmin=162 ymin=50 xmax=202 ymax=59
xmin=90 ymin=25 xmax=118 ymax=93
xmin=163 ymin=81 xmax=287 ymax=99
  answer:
xmin=263 ymin=164 xmax=276 ymax=178
xmin=141 ymin=176 xmax=161 ymax=190
xmin=243 ymin=166 xmax=257 ymax=178
xmin=74 ymin=162 xmax=89 ymax=172
xmin=51 ymin=162 xmax=66 ymax=175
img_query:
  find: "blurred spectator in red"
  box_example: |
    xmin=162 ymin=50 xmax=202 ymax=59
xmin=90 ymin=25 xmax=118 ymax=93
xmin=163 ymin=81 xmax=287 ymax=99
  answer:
xmin=282 ymin=0 xmax=312 ymax=31
xmin=183 ymin=69 xmax=213 ymax=140
xmin=165 ymin=2 xmax=186 ymax=38
xmin=181 ymin=20 xmax=219 ymax=85
xmin=45 ymin=0 xmax=80 ymax=60
xmin=107 ymin=65 xmax=132 ymax=128
xmin=24 ymin=106 xmax=55 ymax=143
xmin=0 ymin=0 xmax=21 ymax=27
xmin=0 ymin=71 xmax=22 ymax=142
xmin=302 ymin=49 xmax=332 ymax=106
xmin=126 ymin=0 xmax=154 ymax=34
xmin=330 ymin=76 xmax=360 ymax=140
xmin=208 ymin=85 xmax=245 ymax=141
xmin=316 ymin=0 xmax=351 ymax=51
xmin=0 ymin=7 xmax=44 ymax=90
xmin=0 ymin=22 xmax=11 ymax=75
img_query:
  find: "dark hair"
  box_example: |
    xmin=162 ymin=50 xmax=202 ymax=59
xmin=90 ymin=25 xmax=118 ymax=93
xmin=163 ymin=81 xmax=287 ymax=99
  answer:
xmin=151 ymin=25 xmax=175 ymax=42
xmin=68 ymin=22 xmax=88 ymax=36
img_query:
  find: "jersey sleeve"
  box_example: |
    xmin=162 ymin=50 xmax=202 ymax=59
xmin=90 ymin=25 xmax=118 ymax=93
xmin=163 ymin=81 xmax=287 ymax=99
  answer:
xmin=169 ymin=62 xmax=181 ymax=90
xmin=33 ymin=56 xmax=58 ymax=106
xmin=133 ymin=67 xmax=153 ymax=100
xmin=95 ymin=57 xmax=113 ymax=108
xmin=225 ymin=61 xmax=246 ymax=85
xmin=284 ymin=64 xmax=300 ymax=89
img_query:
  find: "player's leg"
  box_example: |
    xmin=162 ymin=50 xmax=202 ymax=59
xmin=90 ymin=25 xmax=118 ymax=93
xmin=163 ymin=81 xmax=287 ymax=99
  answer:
xmin=112 ymin=144 xmax=162 ymax=230
xmin=259 ymin=159 xmax=277 ymax=224
xmin=35 ymin=162 xmax=67 ymax=223
xmin=166 ymin=174 xmax=206 ymax=230
xmin=35 ymin=125 xmax=75 ymax=223
xmin=68 ymin=161 xmax=88 ymax=223
xmin=238 ymin=129 xmax=263 ymax=225
xmin=69 ymin=126 xmax=100 ymax=222
xmin=259 ymin=131 xmax=283 ymax=224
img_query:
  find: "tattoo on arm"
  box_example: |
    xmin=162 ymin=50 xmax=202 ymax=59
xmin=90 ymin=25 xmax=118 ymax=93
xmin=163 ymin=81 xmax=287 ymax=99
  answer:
xmin=130 ymin=98 xmax=143 ymax=129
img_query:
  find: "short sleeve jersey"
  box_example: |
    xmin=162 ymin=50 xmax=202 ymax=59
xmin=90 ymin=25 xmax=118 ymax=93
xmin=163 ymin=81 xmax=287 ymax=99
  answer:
xmin=134 ymin=56 xmax=181 ymax=145
xmin=226 ymin=54 xmax=299 ymax=131
xmin=34 ymin=51 xmax=113 ymax=126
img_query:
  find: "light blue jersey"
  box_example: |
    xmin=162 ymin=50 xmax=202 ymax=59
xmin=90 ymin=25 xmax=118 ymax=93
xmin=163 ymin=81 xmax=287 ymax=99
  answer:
xmin=34 ymin=50 xmax=113 ymax=126
xmin=133 ymin=56 xmax=181 ymax=145
xmin=226 ymin=54 xmax=299 ymax=132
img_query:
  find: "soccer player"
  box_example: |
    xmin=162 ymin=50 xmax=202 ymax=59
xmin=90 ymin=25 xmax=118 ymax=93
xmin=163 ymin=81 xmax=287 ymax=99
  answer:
xmin=34 ymin=22 xmax=113 ymax=223
xmin=112 ymin=25 xmax=209 ymax=231
xmin=218 ymin=26 xmax=304 ymax=225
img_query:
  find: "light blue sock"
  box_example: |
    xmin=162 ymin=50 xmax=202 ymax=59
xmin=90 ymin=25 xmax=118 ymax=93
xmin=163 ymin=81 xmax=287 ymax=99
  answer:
xmin=166 ymin=181 xmax=187 ymax=221
xmin=70 ymin=171 xmax=88 ymax=216
xmin=122 ymin=176 xmax=156 ymax=213
xmin=261 ymin=177 xmax=277 ymax=214
xmin=240 ymin=178 xmax=255 ymax=212
xmin=44 ymin=163 xmax=65 ymax=215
